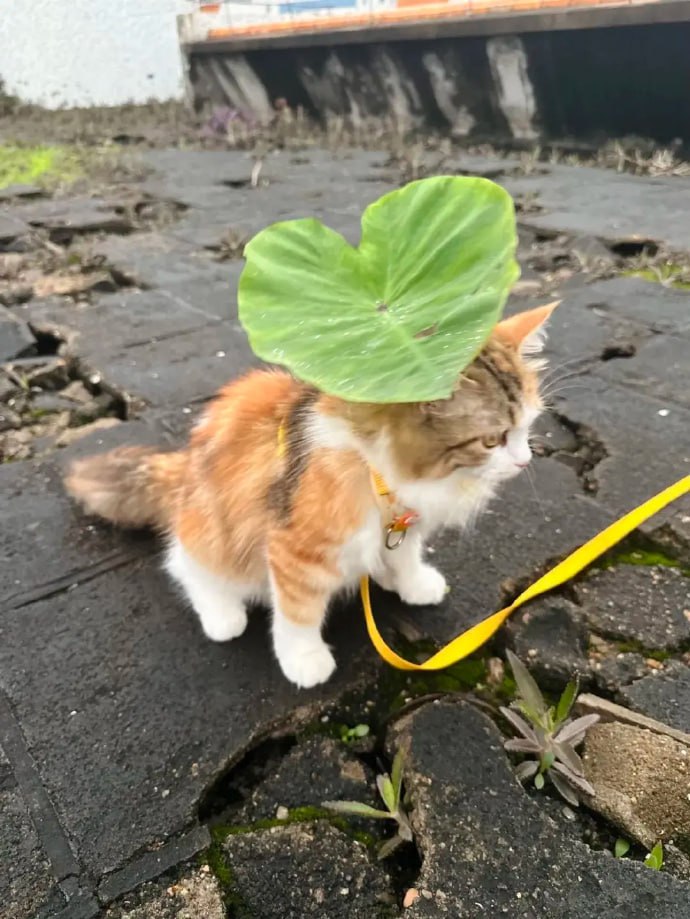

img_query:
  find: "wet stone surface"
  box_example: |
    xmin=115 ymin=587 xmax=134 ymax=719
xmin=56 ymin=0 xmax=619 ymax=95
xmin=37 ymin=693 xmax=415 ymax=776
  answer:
xmin=574 ymin=565 xmax=690 ymax=651
xmin=1 ymin=144 xmax=690 ymax=916
xmin=232 ymin=735 xmax=376 ymax=825
xmin=223 ymin=823 xmax=396 ymax=918
xmin=621 ymin=662 xmax=690 ymax=735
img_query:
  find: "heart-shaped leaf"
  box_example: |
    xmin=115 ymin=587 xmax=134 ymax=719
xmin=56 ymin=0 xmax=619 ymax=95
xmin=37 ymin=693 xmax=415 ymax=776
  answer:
xmin=238 ymin=176 xmax=519 ymax=403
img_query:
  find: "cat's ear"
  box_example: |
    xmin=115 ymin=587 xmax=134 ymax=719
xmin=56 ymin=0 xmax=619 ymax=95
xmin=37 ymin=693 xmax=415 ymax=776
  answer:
xmin=495 ymin=301 xmax=559 ymax=354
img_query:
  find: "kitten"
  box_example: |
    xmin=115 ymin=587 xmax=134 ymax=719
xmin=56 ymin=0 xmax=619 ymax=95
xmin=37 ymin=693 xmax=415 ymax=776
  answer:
xmin=65 ymin=303 xmax=554 ymax=688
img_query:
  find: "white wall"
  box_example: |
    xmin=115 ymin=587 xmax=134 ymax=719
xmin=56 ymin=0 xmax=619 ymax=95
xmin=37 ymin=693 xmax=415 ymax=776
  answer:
xmin=0 ymin=0 xmax=189 ymax=109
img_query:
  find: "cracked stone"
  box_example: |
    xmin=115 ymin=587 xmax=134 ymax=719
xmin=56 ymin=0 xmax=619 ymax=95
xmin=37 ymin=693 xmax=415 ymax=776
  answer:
xmin=574 ymin=565 xmax=690 ymax=650
xmin=583 ymin=722 xmax=690 ymax=857
xmin=103 ymin=868 xmax=224 ymax=919
xmin=393 ymin=700 xmax=690 ymax=917
xmin=548 ymin=374 xmax=690 ymax=518
xmin=530 ymin=412 xmax=578 ymax=455
xmin=223 ymin=823 xmax=395 ymax=918
xmin=652 ymin=511 xmax=690 ymax=568
xmin=502 ymin=166 xmax=690 ymax=252
xmin=0 ymin=184 xmax=44 ymax=202
xmin=583 ymin=276 xmax=690 ymax=336
xmin=20 ymin=197 xmax=134 ymax=243
xmin=10 ymin=356 xmax=70 ymax=390
xmin=621 ymin=661 xmax=690 ymax=734
xmin=0 ymin=253 xmax=26 ymax=280
xmin=595 ymin=334 xmax=690 ymax=410
xmin=0 ymin=404 xmax=21 ymax=432
xmin=591 ymin=652 xmax=650 ymax=692
xmin=506 ymin=597 xmax=592 ymax=691
xmin=87 ymin=320 xmax=258 ymax=409
xmin=23 ymin=288 xmax=216 ymax=361
xmin=0 ymin=306 xmax=35 ymax=361
xmin=0 ymin=213 xmax=30 ymax=244
xmin=234 ymin=735 xmax=375 ymax=824
xmin=0 ymin=779 xmax=57 ymax=919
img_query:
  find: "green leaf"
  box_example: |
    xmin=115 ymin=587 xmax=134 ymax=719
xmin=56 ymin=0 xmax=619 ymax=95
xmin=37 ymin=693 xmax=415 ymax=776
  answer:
xmin=506 ymin=651 xmax=548 ymax=719
xmin=541 ymin=751 xmax=555 ymax=771
xmin=238 ymin=176 xmax=519 ymax=403
xmin=322 ymin=800 xmax=393 ymax=820
xmin=351 ymin=724 xmax=370 ymax=738
xmin=377 ymin=774 xmax=397 ymax=814
xmin=391 ymin=749 xmax=404 ymax=805
xmin=378 ymin=834 xmax=405 ymax=860
xmin=614 ymin=838 xmax=630 ymax=859
xmin=644 ymin=842 xmax=664 ymax=870
xmin=555 ymin=680 xmax=579 ymax=727
xmin=534 ymin=772 xmax=545 ymax=790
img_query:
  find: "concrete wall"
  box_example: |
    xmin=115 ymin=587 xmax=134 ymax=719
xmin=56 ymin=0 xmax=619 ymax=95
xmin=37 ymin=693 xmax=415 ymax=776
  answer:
xmin=0 ymin=0 xmax=188 ymax=108
xmin=187 ymin=15 xmax=690 ymax=147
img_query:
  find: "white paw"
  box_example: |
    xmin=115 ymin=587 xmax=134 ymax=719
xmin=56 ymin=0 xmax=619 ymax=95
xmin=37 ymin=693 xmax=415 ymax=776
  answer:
xmin=198 ymin=605 xmax=248 ymax=642
xmin=277 ymin=643 xmax=336 ymax=689
xmin=398 ymin=564 xmax=448 ymax=606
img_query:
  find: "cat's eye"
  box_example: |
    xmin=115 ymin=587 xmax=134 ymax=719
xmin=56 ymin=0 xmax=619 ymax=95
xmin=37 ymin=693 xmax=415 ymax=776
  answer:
xmin=482 ymin=431 xmax=509 ymax=449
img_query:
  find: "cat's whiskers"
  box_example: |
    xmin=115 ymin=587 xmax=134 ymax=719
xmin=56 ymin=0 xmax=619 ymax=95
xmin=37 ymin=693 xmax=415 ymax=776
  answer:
xmin=538 ymin=356 xmax=589 ymax=386
xmin=539 ymin=369 xmax=590 ymax=400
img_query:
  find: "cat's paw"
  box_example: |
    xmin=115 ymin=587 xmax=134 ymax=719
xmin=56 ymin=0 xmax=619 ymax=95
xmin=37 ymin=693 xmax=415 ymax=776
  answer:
xmin=278 ymin=644 xmax=336 ymax=689
xmin=198 ymin=604 xmax=248 ymax=642
xmin=398 ymin=564 xmax=448 ymax=606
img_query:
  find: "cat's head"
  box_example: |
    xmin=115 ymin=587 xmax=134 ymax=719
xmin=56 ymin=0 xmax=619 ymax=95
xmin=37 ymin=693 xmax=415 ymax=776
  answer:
xmin=327 ymin=303 xmax=556 ymax=485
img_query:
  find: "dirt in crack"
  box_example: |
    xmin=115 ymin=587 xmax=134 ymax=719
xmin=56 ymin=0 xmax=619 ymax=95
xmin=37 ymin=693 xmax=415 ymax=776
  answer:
xmin=199 ymin=734 xmax=298 ymax=826
xmin=1 ymin=191 xmax=188 ymax=305
xmin=198 ymin=700 xmax=425 ymax=908
xmin=1 ymin=327 xmax=128 ymax=462
xmin=533 ymin=412 xmax=607 ymax=494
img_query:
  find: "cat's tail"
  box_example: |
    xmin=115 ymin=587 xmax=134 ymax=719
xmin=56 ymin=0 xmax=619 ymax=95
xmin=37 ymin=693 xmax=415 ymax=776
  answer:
xmin=64 ymin=446 xmax=185 ymax=529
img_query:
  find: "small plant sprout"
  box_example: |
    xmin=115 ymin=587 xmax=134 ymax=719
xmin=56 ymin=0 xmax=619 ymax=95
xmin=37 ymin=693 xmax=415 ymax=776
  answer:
xmin=500 ymin=650 xmax=600 ymax=806
xmin=323 ymin=749 xmax=413 ymax=860
xmin=614 ymin=838 xmax=631 ymax=859
xmin=644 ymin=842 xmax=664 ymax=870
xmin=340 ymin=723 xmax=370 ymax=743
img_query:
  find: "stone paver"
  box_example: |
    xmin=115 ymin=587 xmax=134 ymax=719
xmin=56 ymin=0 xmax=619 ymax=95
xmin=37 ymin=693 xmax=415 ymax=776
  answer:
xmin=1 ymin=145 xmax=690 ymax=916
xmin=394 ymin=701 xmax=690 ymax=917
xmin=224 ymin=824 xmax=396 ymax=918
xmin=574 ymin=565 xmax=690 ymax=650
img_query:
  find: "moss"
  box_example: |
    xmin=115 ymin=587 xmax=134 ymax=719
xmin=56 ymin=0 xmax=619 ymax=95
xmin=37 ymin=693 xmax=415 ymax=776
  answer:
xmin=622 ymin=266 xmax=690 ymax=290
xmin=613 ymin=640 xmax=672 ymax=662
xmin=210 ymin=806 xmax=379 ymax=851
xmin=595 ymin=540 xmax=690 ymax=577
xmin=0 ymin=145 xmax=85 ymax=188
xmin=202 ymin=834 xmax=253 ymax=918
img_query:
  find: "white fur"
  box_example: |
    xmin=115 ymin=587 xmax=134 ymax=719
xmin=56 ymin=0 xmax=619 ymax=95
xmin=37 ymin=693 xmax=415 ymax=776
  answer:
xmin=271 ymin=588 xmax=336 ymax=688
xmin=165 ymin=539 xmax=249 ymax=642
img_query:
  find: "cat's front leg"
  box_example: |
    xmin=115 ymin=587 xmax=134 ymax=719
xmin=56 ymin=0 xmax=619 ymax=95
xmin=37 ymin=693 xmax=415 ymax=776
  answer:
xmin=268 ymin=540 xmax=337 ymax=688
xmin=377 ymin=530 xmax=448 ymax=606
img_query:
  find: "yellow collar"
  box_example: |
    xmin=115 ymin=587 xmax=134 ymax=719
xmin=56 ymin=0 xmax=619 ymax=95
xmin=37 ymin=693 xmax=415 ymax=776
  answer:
xmin=369 ymin=467 xmax=419 ymax=550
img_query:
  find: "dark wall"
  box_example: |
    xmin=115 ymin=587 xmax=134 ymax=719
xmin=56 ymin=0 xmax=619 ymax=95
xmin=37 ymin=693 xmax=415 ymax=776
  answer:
xmin=189 ymin=20 xmax=690 ymax=147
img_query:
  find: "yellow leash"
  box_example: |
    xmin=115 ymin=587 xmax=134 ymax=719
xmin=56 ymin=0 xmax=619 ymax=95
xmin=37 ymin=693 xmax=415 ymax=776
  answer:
xmin=361 ymin=475 xmax=690 ymax=671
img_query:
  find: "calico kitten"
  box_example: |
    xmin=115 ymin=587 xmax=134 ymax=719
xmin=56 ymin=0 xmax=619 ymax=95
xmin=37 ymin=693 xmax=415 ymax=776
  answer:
xmin=65 ymin=303 xmax=554 ymax=688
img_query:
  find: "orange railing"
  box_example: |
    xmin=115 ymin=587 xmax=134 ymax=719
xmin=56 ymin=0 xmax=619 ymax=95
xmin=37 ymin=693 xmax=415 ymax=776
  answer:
xmin=203 ymin=0 xmax=656 ymax=41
